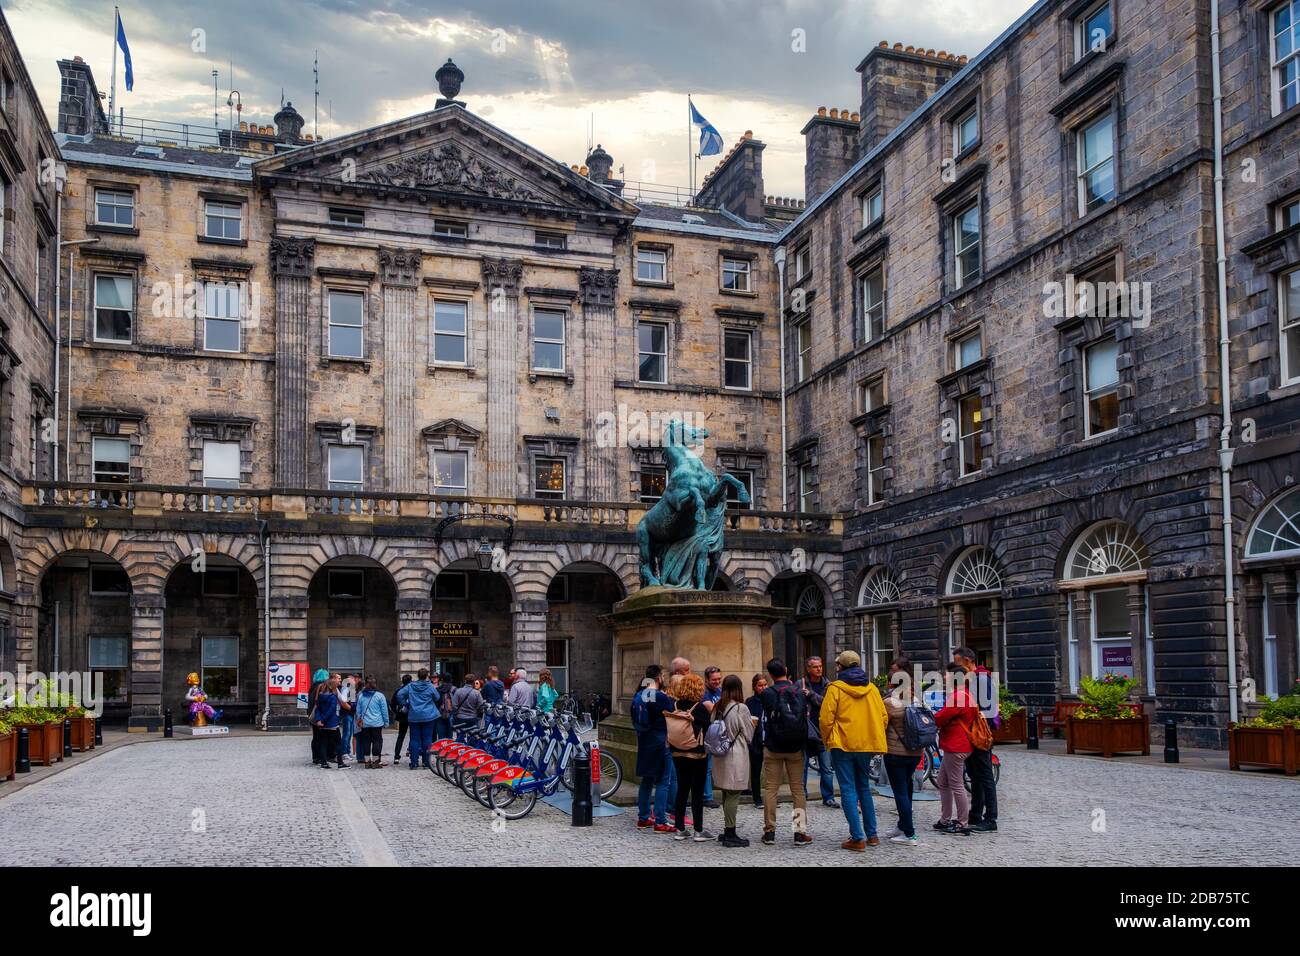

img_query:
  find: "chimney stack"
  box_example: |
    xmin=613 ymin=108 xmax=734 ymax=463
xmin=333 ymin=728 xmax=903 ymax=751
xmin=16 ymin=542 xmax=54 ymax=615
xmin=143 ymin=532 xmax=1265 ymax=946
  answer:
xmin=856 ymin=41 xmax=964 ymax=152
xmin=694 ymin=130 xmax=767 ymax=222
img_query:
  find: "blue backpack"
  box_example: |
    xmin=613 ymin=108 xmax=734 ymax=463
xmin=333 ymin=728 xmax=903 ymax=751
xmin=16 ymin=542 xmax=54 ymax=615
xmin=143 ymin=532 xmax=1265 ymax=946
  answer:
xmin=902 ymin=703 xmax=939 ymax=751
xmin=630 ymin=688 xmax=652 ymax=733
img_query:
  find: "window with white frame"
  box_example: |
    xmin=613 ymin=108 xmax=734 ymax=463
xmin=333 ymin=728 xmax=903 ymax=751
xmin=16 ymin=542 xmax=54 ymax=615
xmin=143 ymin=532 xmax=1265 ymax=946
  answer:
xmin=637 ymin=320 xmax=668 ymax=383
xmin=859 ymin=266 xmax=884 ymax=341
xmin=954 ymin=330 xmax=982 ymax=370
xmin=202 ymin=441 xmax=240 ymax=489
xmin=92 ymin=436 xmax=130 ymax=484
xmin=204 ymin=200 xmax=242 ymax=240
xmin=89 ymin=635 xmax=129 ymax=701
xmin=858 ymin=374 xmax=886 ymax=414
xmin=636 ymin=246 xmax=667 ymax=283
xmin=328 ymin=444 xmax=364 ymax=492
xmin=327 ymin=290 xmax=364 ymax=359
xmin=203 ymin=280 xmax=242 ymax=352
xmin=866 ymin=432 xmax=886 ymax=505
xmin=725 ymin=469 xmax=753 ymax=511
xmin=869 ymin=614 xmax=895 ymax=677
xmin=796 ymin=319 xmax=813 ymax=381
xmin=953 ymin=103 xmax=979 ymax=155
xmin=639 ymin=464 xmax=666 ymax=502
xmin=432 ymin=299 xmax=468 ymax=365
xmin=432 ymin=219 xmax=467 ymax=238
xmin=1279 ymin=195 xmax=1300 ymax=230
xmin=1073 ymin=0 xmax=1113 ymax=61
xmin=535 ymin=231 xmax=567 ymax=250
xmin=93 ymin=273 xmax=134 ymax=343
xmin=534 ymin=456 xmax=566 ymax=499
xmin=201 ymin=636 xmax=239 ymax=700
xmin=862 ymin=184 xmax=883 ymax=227
xmin=432 ymin=450 xmax=468 ymax=495
xmin=1083 ymin=337 xmax=1120 ymax=436
xmin=1272 ymin=0 xmax=1300 ymax=115
xmin=953 ymin=202 xmax=981 ymax=288
xmin=723 ymin=329 xmax=752 ymax=390
xmin=1077 ymin=111 xmax=1116 ymax=215
xmin=1280 ymin=266 xmax=1300 ymax=385
xmin=95 ymin=188 xmax=135 ymax=227
xmin=794 ymin=244 xmax=811 ymax=281
xmin=329 ymin=207 xmax=364 ymax=226
xmin=721 ymin=256 xmax=751 ymax=292
xmin=798 ymin=463 xmax=815 ymax=513
xmin=958 ymin=393 xmax=983 ymax=476
xmin=533 ymin=308 xmax=566 ymax=371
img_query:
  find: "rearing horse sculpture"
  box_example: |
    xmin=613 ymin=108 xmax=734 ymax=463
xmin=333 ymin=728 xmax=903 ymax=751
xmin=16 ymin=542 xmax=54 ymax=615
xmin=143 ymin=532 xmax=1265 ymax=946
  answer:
xmin=636 ymin=420 xmax=751 ymax=590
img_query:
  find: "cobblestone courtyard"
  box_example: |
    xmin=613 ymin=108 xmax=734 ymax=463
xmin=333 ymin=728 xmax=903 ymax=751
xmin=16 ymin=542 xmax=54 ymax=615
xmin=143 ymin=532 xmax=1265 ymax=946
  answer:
xmin=0 ymin=735 xmax=1294 ymax=866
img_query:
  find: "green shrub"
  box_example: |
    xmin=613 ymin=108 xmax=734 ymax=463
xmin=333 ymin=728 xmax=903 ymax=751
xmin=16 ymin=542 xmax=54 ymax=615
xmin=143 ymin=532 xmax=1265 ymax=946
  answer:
xmin=1075 ymin=673 xmax=1140 ymax=719
xmin=1239 ymin=681 xmax=1300 ymax=729
xmin=998 ymin=683 xmax=1023 ymax=719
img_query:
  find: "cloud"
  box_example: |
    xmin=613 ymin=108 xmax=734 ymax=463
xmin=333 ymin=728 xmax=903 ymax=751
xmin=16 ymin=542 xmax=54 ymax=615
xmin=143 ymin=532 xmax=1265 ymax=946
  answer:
xmin=5 ymin=0 xmax=1037 ymax=198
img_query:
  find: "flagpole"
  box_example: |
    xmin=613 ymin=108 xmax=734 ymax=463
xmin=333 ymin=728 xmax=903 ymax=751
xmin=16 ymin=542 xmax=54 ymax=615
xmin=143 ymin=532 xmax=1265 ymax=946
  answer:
xmin=109 ymin=6 xmax=119 ymax=133
xmin=687 ymin=94 xmax=692 ymax=202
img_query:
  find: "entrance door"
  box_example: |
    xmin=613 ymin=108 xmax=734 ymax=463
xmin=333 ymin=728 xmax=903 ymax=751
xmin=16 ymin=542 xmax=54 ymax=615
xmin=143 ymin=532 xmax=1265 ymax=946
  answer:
xmin=433 ymin=652 xmax=467 ymax=686
xmin=964 ymin=602 xmax=994 ymax=668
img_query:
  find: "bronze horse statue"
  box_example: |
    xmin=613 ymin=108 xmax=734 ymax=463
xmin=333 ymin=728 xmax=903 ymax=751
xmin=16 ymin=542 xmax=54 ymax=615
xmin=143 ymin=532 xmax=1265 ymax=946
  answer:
xmin=636 ymin=420 xmax=751 ymax=589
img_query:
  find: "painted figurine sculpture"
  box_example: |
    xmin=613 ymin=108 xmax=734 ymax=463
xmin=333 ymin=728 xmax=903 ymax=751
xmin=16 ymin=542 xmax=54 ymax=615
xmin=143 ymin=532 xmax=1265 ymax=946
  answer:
xmin=636 ymin=420 xmax=751 ymax=589
xmin=185 ymin=672 xmax=222 ymax=727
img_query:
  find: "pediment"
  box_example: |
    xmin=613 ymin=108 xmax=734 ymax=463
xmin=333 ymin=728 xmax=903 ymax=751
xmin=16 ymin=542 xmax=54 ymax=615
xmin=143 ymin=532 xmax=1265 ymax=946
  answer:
xmin=423 ymin=418 xmax=482 ymax=440
xmin=254 ymin=106 xmax=637 ymax=219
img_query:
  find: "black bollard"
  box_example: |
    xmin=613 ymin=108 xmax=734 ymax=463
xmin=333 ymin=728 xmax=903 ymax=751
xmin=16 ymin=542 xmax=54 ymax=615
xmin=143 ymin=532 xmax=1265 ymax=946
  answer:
xmin=1164 ymin=718 xmax=1179 ymax=764
xmin=163 ymin=708 xmax=173 ymax=739
xmin=63 ymin=719 xmax=73 ymax=758
xmin=570 ymin=747 xmax=593 ymax=827
xmin=94 ymin=716 xmax=103 ymax=747
xmin=1027 ymin=710 xmax=1039 ymax=751
xmin=16 ymin=726 xmax=31 ymax=774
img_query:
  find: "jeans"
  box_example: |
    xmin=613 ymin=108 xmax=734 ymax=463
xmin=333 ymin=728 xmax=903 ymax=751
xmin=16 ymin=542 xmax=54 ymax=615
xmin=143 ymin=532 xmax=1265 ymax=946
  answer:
xmin=703 ymin=756 xmax=714 ymax=802
xmin=967 ymin=747 xmax=998 ymax=823
xmin=762 ymin=748 xmax=807 ymax=835
xmin=433 ymin=716 xmax=451 ymax=742
xmin=393 ymin=718 xmax=408 ymax=761
xmin=339 ymin=712 xmax=355 ymax=758
xmin=637 ymin=767 xmax=671 ymax=822
xmin=804 ymin=746 xmax=836 ymax=802
xmin=407 ymin=720 xmax=435 ymax=769
xmin=938 ymin=751 xmax=970 ymax=826
xmin=829 ymin=749 xmax=877 ymax=842
xmin=883 ymin=754 xmax=916 ymax=838
xmin=665 ymin=747 xmax=678 ymax=817
xmin=672 ymin=755 xmax=708 ymax=833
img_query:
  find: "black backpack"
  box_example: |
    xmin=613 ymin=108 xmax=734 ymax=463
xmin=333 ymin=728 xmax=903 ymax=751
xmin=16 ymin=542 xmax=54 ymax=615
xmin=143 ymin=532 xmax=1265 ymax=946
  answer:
xmin=765 ymin=684 xmax=808 ymax=749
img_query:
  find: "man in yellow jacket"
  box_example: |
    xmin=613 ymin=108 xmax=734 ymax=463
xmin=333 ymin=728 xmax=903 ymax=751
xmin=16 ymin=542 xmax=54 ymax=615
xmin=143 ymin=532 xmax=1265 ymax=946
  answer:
xmin=819 ymin=649 xmax=889 ymax=851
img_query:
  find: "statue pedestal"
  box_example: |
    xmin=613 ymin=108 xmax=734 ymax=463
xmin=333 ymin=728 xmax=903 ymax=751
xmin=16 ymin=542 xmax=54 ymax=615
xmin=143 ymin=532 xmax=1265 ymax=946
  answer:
xmin=598 ymin=587 xmax=788 ymax=787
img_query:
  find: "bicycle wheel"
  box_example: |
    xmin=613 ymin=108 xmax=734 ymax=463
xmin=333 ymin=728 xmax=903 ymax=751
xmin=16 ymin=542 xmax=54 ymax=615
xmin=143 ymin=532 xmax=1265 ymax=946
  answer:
xmin=597 ymin=751 xmax=623 ymax=800
xmin=488 ymin=782 xmax=537 ymax=820
xmin=473 ymin=772 xmax=495 ymax=808
xmin=924 ymin=747 xmax=940 ymax=788
xmin=992 ymin=758 xmax=1001 ymax=785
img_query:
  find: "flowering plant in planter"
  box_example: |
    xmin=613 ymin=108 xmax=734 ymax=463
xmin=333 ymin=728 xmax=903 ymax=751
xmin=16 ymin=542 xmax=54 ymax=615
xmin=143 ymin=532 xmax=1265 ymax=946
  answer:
xmin=1238 ymin=682 xmax=1300 ymax=729
xmin=997 ymin=684 xmax=1023 ymax=720
xmin=1073 ymin=674 xmax=1141 ymax=719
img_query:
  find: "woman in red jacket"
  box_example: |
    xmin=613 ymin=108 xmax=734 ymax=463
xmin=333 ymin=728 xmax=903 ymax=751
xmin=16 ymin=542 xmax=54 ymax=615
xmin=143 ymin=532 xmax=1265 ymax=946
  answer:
xmin=934 ymin=664 xmax=976 ymax=835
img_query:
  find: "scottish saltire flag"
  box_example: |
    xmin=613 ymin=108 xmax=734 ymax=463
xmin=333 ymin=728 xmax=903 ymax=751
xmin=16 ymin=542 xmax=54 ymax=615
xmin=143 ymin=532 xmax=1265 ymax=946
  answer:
xmin=690 ymin=99 xmax=723 ymax=156
xmin=116 ymin=11 xmax=134 ymax=91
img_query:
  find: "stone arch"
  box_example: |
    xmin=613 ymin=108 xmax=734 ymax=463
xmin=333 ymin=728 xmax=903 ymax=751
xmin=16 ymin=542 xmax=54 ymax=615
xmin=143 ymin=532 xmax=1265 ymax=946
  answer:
xmin=273 ymin=533 xmax=416 ymax=599
xmin=154 ymin=533 xmax=265 ymax=598
xmin=1244 ymin=485 xmax=1300 ymax=559
xmin=22 ymin=528 xmax=153 ymax=595
xmin=529 ymin=541 xmax=637 ymax=599
xmin=429 ymin=536 xmax=522 ymax=602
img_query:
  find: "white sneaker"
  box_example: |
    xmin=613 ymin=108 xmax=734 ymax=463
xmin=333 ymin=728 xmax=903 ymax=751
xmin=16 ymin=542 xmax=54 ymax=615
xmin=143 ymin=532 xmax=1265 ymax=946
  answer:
xmin=890 ymin=834 xmax=918 ymax=846
xmin=886 ymin=827 xmax=903 ymax=839
xmin=692 ymin=830 xmax=714 ymax=843
xmin=673 ymin=830 xmax=689 ymax=841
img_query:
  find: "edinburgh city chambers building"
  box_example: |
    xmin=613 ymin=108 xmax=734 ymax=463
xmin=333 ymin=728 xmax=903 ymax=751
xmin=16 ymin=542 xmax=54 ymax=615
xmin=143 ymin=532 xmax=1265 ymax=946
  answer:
xmin=0 ymin=0 xmax=1296 ymax=747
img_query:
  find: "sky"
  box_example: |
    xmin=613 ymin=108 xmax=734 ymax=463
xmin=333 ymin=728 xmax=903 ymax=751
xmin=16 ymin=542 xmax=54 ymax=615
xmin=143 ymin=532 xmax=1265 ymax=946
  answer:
xmin=4 ymin=0 xmax=1037 ymax=200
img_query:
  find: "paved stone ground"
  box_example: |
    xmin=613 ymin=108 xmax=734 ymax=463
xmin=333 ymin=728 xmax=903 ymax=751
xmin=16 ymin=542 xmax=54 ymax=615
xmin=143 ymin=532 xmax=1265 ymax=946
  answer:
xmin=0 ymin=734 xmax=1294 ymax=866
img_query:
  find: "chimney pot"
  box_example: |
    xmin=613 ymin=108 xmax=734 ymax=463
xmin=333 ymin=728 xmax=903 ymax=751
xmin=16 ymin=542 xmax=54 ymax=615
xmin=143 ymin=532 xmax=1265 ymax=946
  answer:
xmin=851 ymin=111 xmax=860 ymax=122
xmin=829 ymin=108 xmax=838 ymax=119
xmin=894 ymin=42 xmax=903 ymax=50
xmin=878 ymin=40 xmax=888 ymax=48
xmin=817 ymin=106 xmax=827 ymax=117
xmin=905 ymin=45 xmax=914 ymax=53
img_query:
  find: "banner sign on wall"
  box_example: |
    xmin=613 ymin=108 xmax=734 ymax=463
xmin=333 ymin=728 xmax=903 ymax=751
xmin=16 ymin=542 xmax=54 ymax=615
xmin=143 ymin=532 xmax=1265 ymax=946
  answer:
xmin=268 ymin=662 xmax=309 ymax=696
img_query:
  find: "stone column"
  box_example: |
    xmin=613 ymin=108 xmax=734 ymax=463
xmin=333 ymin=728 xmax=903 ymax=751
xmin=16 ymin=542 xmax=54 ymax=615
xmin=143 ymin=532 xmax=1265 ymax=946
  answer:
xmin=380 ymin=248 xmax=422 ymax=492
xmin=266 ymin=594 xmax=309 ymax=730
xmin=512 ymin=595 xmax=548 ymax=675
xmin=482 ymin=258 xmax=523 ymax=498
xmin=1127 ymin=582 xmax=1147 ymax=696
xmin=12 ymin=593 xmax=38 ymax=669
xmin=580 ymin=267 xmax=619 ymax=501
xmin=271 ymin=236 xmax=316 ymax=487
xmin=128 ymin=591 xmax=165 ymax=730
xmin=398 ymin=598 xmax=432 ymax=675
xmin=1268 ymin=576 xmax=1299 ymax=691
xmin=1056 ymin=592 xmax=1072 ymax=695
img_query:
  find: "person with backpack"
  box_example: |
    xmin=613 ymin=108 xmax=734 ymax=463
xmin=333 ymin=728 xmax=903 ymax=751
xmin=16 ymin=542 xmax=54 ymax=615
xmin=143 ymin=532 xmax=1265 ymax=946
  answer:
xmin=632 ymin=665 xmax=674 ymax=833
xmin=309 ymin=673 xmax=344 ymax=769
xmin=354 ymin=675 xmax=390 ymax=768
xmin=481 ymin=666 xmax=505 ymax=705
xmin=818 ymin=650 xmax=888 ymax=851
xmin=707 ymin=674 xmax=755 ymax=847
xmin=307 ymin=668 xmax=330 ymax=765
xmin=432 ymin=673 xmax=453 ymax=743
xmin=799 ymin=656 xmax=838 ymax=808
xmin=665 ymin=672 xmax=712 ymax=842
xmin=390 ymin=674 xmax=412 ymax=765
xmin=745 ymin=674 xmax=768 ymax=808
xmin=934 ymin=663 xmax=978 ymax=835
xmin=954 ymin=646 xmax=999 ymax=832
xmin=396 ymin=668 xmax=441 ymax=770
xmin=883 ymin=656 xmax=928 ymax=846
xmin=758 ymin=658 xmax=812 ymax=847
xmin=450 ymin=674 xmax=484 ymax=730
xmin=700 ymin=665 xmax=723 ymax=809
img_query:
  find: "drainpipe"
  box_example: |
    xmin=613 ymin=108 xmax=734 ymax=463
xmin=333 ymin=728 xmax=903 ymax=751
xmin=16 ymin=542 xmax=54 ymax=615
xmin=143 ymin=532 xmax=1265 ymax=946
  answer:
xmin=259 ymin=519 xmax=271 ymax=731
xmin=52 ymin=169 xmax=63 ymax=481
xmin=1210 ymin=0 xmax=1239 ymax=724
xmin=774 ymin=245 xmax=789 ymax=511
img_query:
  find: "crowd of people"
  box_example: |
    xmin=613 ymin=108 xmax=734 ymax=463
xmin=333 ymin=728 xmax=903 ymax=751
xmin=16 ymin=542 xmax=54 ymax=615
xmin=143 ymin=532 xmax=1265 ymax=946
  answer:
xmin=631 ymin=646 xmax=1001 ymax=850
xmin=306 ymin=664 xmax=561 ymax=770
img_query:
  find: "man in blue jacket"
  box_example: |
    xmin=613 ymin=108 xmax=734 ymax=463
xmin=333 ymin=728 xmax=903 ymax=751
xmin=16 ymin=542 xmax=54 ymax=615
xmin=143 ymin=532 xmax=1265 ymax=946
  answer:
xmin=396 ymin=668 xmax=441 ymax=770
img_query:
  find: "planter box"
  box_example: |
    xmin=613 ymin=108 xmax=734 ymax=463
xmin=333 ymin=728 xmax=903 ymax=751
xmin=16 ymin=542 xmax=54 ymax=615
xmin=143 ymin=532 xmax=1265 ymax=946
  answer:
xmin=1228 ymin=724 xmax=1298 ymax=775
xmin=992 ymin=709 xmax=1027 ymax=744
xmin=69 ymin=716 xmax=96 ymax=752
xmin=0 ymin=730 xmax=14 ymax=782
xmin=1065 ymin=714 xmax=1150 ymax=757
xmin=19 ymin=722 xmax=64 ymax=767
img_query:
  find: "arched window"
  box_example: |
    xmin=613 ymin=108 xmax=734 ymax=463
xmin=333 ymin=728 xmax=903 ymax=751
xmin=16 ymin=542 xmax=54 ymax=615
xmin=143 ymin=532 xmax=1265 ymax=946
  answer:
xmin=857 ymin=567 xmax=900 ymax=607
xmin=946 ymin=547 xmax=1002 ymax=595
xmin=1247 ymin=488 xmax=1300 ymax=558
xmin=795 ymin=584 xmax=826 ymax=616
xmin=1065 ymin=521 xmax=1150 ymax=579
